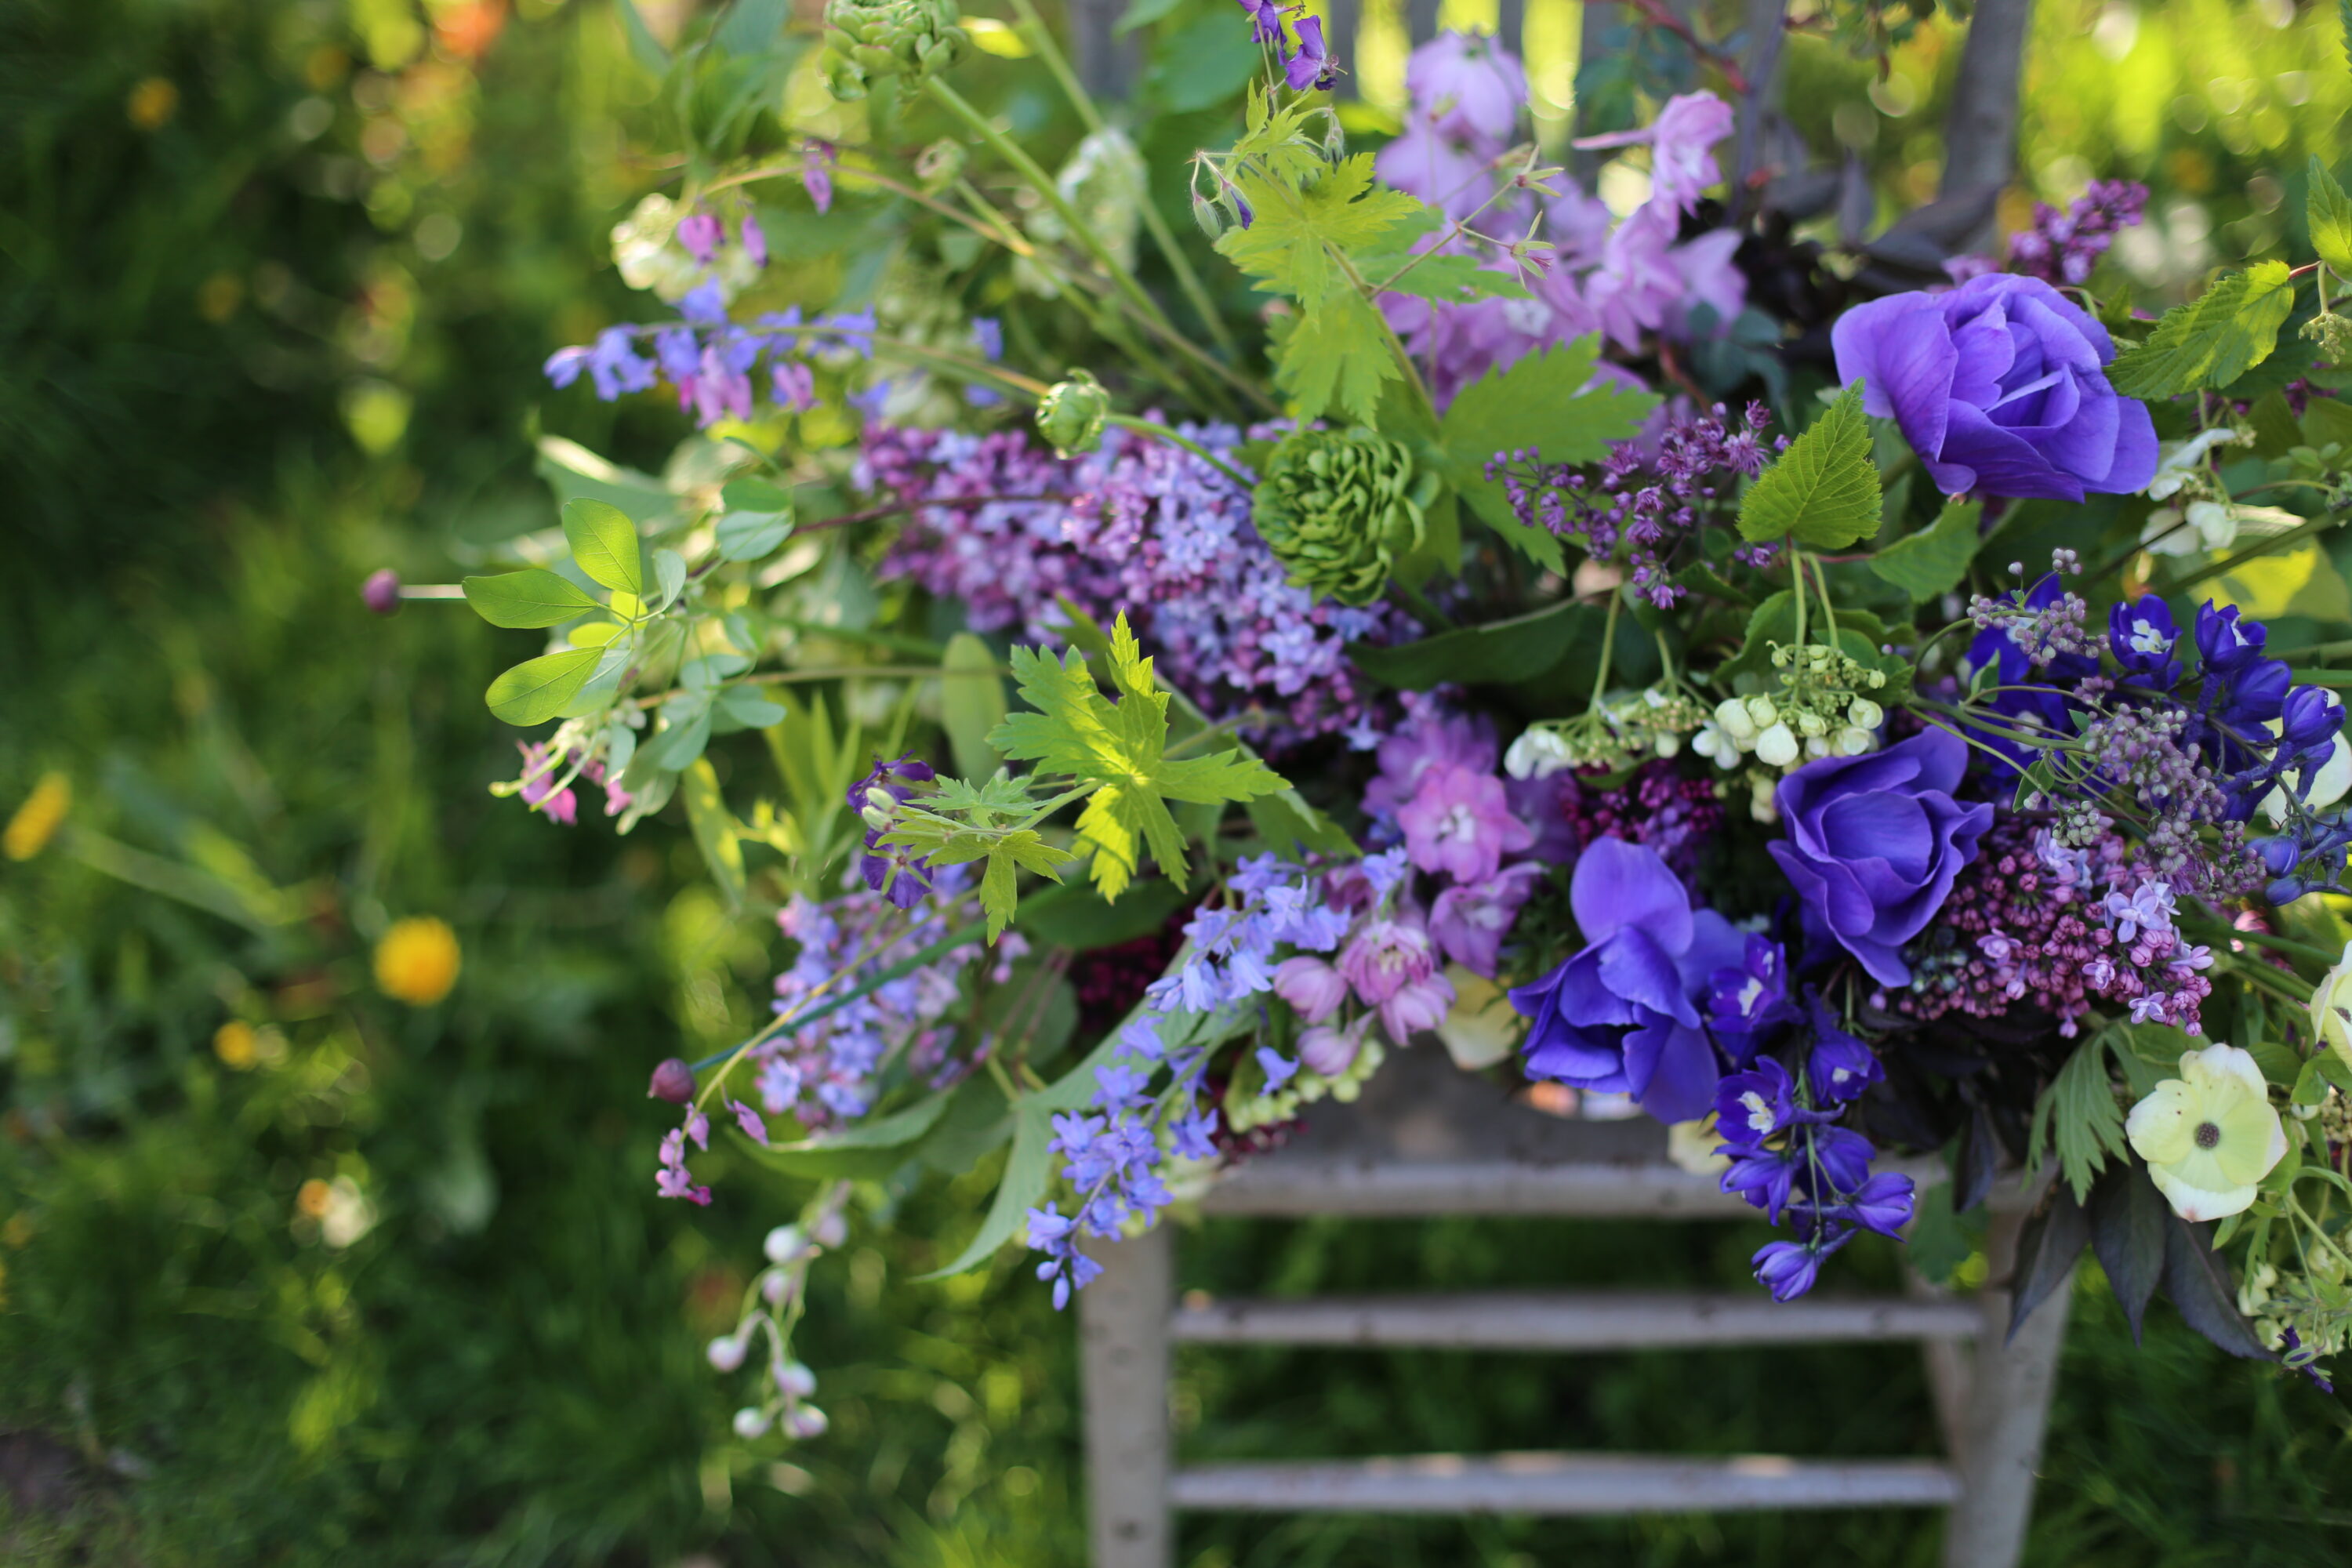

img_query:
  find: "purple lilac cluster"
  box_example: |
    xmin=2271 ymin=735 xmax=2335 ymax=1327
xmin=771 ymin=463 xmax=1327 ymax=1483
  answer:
xmin=1025 ymin=854 xmax=1353 ymax=1307
xmin=1371 ymin=34 xmax=1747 ymax=407
xmin=1889 ymin=820 xmax=2215 ymax=1037
xmin=1551 ymin=760 xmax=1726 ymax=884
xmin=1970 ymin=587 xmax=2346 ymax=898
xmin=866 ymin=422 xmax=1406 ymax=745
xmin=2005 ymin=180 xmax=2149 ymax=287
xmin=1489 ymin=401 xmax=1777 ymax=606
xmin=751 ymin=863 xmax=1015 ymax=1132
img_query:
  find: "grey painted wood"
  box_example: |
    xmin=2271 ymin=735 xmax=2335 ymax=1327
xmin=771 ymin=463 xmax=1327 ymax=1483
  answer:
xmin=1328 ymin=0 xmax=1361 ymax=98
xmin=1406 ymin=0 xmax=1440 ymax=48
xmin=1171 ymin=1451 xmax=1964 ymax=1514
xmin=1081 ymin=1228 xmax=1173 ymax=1568
xmin=1065 ymin=0 xmax=1138 ymax=101
xmin=1171 ymin=1288 xmax=1983 ymax=1351
xmin=1939 ymin=0 xmax=2033 ymax=246
xmin=1944 ymin=1207 xmax=2073 ymax=1568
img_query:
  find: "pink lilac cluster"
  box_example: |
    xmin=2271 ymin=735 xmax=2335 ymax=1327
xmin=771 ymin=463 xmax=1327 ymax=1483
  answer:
xmin=758 ymin=863 xmax=1018 ymax=1127
xmin=1886 ymin=821 xmax=2214 ymax=1037
xmin=516 ymin=741 xmax=632 ymax=823
xmin=2005 ymin=180 xmax=2149 ymax=287
xmin=866 ymin=421 xmax=1406 ymax=745
xmin=1372 ymin=33 xmax=1747 ymax=408
xmin=1488 ymin=401 xmax=1777 ymax=606
xmin=1026 ymin=853 xmax=1353 ymax=1306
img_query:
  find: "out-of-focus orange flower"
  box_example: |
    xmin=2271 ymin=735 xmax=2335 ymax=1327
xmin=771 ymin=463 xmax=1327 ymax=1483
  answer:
xmin=374 ymin=916 xmax=461 ymax=1006
xmin=127 ymin=77 xmax=178 ymax=129
xmin=296 ymin=1178 xmax=335 ymax=1219
xmin=214 ymin=1022 xmax=260 ymax=1071
xmin=432 ymin=0 xmax=507 ymax=61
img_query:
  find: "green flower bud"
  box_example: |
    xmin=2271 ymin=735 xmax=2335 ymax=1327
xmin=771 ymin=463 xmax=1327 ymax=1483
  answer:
xmin=1036 ymin=369 xmax=1110 ymax=458
xmin=915 ymin=137 xmax=967 ymax=193
xmin=2303 ymin=310 xmax=2352 ymax=363
xmin=1252 ymin=428 xmax=1434 ymax=608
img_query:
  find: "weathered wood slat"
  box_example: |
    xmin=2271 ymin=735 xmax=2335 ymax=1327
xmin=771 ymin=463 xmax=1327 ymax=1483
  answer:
xmin=1170 ymin=1289 xmax=1982 ymax=1351
xmin=1200 ymin=1153 xmax=1956 ymax=1218
xmin=1170 ymin=1451 xmax=1963 ymax=1515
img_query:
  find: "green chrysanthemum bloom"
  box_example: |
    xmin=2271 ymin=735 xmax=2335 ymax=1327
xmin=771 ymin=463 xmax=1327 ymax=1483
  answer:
xmin=821 ymin=0 xmax=967 ymax=98
xmin=1036 ymin=369 xmax=1110 ymax=458
xmin=1252 ymin=428 xmax=1432 ymax=607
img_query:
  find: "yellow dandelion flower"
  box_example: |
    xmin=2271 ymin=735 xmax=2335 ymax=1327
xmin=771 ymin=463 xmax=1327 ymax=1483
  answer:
xmin=374 ymin=916 xmax=461 ymax=1007
xmin=126 ymin=77 xmax=178 ymax=129
xmin=214 ymin=1021 xmax=260 ymax=1071
xmin=4 ymin=773 xmax=70 ymax=862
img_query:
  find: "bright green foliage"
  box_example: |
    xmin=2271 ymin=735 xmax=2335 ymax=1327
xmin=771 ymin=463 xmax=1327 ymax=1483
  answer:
xmin=990 ymin=615 xmax=1286 ymax=900
xmin=1214 ymin=142 xmax=1427 ymax=423
xmin=2109 ymin=261 xmax=2299 ymax=397
xmin=2307 ymin=156 xmax=2352 ymax=281
xmin=1252 ymin=426 xmax=1433 ymax=605
xmin=462 ymin=568 xmax=602 ymax=628
xmin=484 ymin=647 xmax=602 ymax=724
xmin=1868 ymin=499 xmax=1983 ymax=601
xmin=1737 ymin=380 xmax=1882 ymax=550
xmin=561 ymin=497 xmax=647 ymax=596
xmin=1359 ymin=249 xmax=1534 ymax=304
xmin=1439 ymin=337 xmax=1661 ymax=568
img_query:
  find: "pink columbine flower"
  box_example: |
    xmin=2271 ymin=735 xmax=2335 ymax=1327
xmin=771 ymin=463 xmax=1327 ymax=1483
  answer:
xmin=1396 ymin=763 xmax=1534 ymax=886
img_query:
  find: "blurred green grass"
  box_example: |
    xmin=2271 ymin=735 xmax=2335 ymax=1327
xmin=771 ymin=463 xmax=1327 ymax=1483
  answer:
xmin=5 ymin=0 xmax=2352 ymax=1563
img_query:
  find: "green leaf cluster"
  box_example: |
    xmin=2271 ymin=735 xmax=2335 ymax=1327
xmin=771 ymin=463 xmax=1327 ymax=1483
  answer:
xmin=2026 ymin=1026 xmax=2133 ymax=1205
xmin=1439 ymin=339 xmax=1659 ymax=570
xmin=991 ymin=614 xmax=1287 ymax=901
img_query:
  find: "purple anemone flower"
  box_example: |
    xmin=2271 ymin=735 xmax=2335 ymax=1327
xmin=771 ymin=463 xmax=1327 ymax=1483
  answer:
xmin=1507 ymin=837 xmax=1744 ymax=1123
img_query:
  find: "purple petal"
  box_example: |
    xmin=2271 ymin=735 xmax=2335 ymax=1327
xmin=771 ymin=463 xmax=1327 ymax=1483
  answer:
xmin=1569 ymin=837 xmax=1693 ymax=952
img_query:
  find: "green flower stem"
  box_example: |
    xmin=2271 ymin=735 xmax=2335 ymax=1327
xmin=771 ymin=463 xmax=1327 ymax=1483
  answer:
xmin=1004 ymin=0 xmax=1240 ymax=364
xmin=2170 ymin=507 xmax=2350 ymax=593
xmin=1809 ymin=550 xmax=1841 ymax=648
xmin=769 ymin=618 xmax=948 ymax=659
xmin=2180 ymin=918 xmax=2339 ymax=972
xmin=1588 ymin=584 xmax=1623 ymax=710
xmin=1329 ymin=245 xmax=1439 ymax=426
xmin=1105 ymin=414 xmax=1251 ymax=487
xmin=708 ymin=158 xmax=1028 ymax=256
xmin=924 ymin=77 xmax=1177 ymax=343
xmin=689 ymin=916 xmax=991 ymax=1079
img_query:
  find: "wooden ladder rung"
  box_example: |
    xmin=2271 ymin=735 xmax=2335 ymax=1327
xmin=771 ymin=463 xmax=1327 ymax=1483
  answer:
xmin=1169 ymin=1451 xmax=1963 ymax=1515
xmin=1170 ymin=1289 xmax=1982 ymax=1352
xmin=1198 ymin=1154 xmax=1971 ymax=1219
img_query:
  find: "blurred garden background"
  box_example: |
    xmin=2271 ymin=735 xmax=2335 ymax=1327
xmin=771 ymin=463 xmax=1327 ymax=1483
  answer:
xmin=5 ymin=0 xmax=2352 ymax=1562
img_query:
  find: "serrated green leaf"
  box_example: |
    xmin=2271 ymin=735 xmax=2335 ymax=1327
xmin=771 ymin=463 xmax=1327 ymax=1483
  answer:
xmin=462 ymin=569 xmax=602 ymax=629
xmin=1440 ymin=337 xmax=1661 ymax=570
xmin=561 ymin=498 xmax=646 ymax=596
xmin=2038 ymin=1029 xmax=2130 ymax=1204
xmin=1359 ymin=251 xmax=1534 ymax=304
xmin=2310 ymin=156 xmax=2352 ymax=281
xmin=989 ymin=615 xmax=1285 ymax=901
xmin=1738 ymin=380 xmax=1882 ymax=550
xmin=1214 ymin=155 xmax=1421 ymax=308
xmin=1867 ymin=499 xmax=1982 ymax=602
xmin=485 ymin=648 xmax=603 ymax=725
xmin=1274 ymin=288 xmax=1397 ymax=424
xmin=2109 ymin=262 xmax=2299 ymax=398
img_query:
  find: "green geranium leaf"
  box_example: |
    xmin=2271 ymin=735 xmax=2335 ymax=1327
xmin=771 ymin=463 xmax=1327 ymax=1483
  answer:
xmin=485 ymin=648 xmax=603 ymax=725
xmin=463 ymin=569 xmax=601 ymax=629
xmin=1867 ymin=499 xmax=1982 ymax=603
xmin=1737 ymin=380 xmax=1882 ymax=550
xmin=2109 ymin=261 xmax=2298 ymax=398
xmin=561 ymin=497 xmax=646 ymax=596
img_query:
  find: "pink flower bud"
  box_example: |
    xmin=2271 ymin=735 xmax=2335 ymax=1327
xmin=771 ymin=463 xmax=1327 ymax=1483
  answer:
xmin=362 ymin=568 xmax=401 ymax=616
xmin=706 ymin=1334 xmax=748 ymax=1372
xmin=784 ymin=1405 xmax=829 ymax=1439
xmin=648 ymin=1058 xmax=696 ymax=1103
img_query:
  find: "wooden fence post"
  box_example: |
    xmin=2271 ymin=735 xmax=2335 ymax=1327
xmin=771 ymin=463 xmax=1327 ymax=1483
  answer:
xmin=1081 ymin=1225 xmax=1174 ymax=1568
xmin=1939 ymin=0 xmax=2033 ymax=244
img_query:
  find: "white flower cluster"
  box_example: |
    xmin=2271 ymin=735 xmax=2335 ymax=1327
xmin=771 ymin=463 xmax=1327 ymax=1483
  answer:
xmin=1503 ymin=686 xmax=1708 ymax=778
xmin=1692 ymin=691 xmax=1882 ymax=771
xmin=2139 ymin=426 xmax=2302 ymax=557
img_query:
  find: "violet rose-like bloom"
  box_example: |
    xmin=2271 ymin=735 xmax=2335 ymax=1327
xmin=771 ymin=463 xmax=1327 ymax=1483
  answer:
xmin=1429 ymin=863 xmax=1544 ymax=977
xmin=1508 ymin=837 xmax=1744 ymax=1124
xmin=1768 ymin=728 xmax=1992 ymax=986
xmin=1397 ymin=762 xmax=1536 ymax=885
xmin=1831 ymin=273 xmax=2158 ymax=503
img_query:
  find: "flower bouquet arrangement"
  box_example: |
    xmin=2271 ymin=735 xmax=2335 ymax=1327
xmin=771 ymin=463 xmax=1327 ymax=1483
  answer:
xmin=412 ymin=0 xmax=2352 ymax=1442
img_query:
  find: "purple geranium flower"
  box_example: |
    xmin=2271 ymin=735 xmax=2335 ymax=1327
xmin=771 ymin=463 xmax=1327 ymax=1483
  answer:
xmin=1507 ymin=837 xmax=1744 ymax=1123
xmin=1831 ymin=273 xmax=2158 ymax=503
xmin=1283 ymin=13 xmax=1337 ymax=91
xmin=1401 ymin=31 xmax=1526 ymax=146
xmin=1768 ymin=728 xmax=1993 ymax=986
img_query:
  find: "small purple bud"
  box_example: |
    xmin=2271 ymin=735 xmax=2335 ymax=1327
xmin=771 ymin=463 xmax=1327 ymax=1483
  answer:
xmin=362 ymin=568 xmax=401 ymax=616
xmin=648 ymin=1057 xmax=696 ymax=1103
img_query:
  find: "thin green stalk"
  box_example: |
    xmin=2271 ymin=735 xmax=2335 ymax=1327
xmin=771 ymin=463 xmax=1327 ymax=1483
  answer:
xmin=925 ymin=78 xmax=1178 ymax=343
xmin=1005 ymin=0 xmax=1241 ymax=362
xmin=690 ymin=918 xmax=990 ymax=1077
xmin=1105 ymin=414 xmax=1251 ymax=487
xmin=1589 ymin=586 xmax=1624 ymax=706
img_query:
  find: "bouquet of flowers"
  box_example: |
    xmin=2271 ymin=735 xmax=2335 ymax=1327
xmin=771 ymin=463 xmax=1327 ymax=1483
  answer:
xmin=406 ymin=0 xmax=2352 ymax=1441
